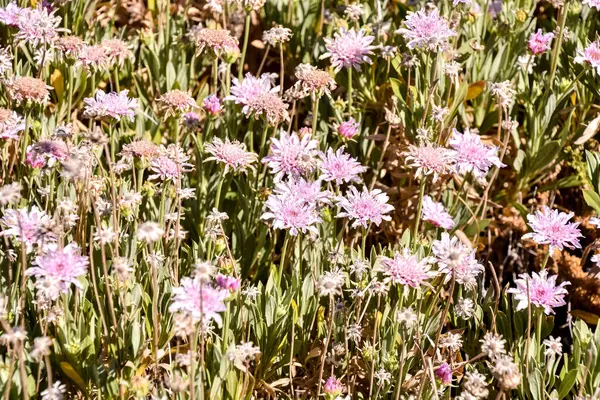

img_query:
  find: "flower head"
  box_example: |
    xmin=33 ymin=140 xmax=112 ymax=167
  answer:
xmin=27 ymin=243 xmax=88 ymax=296
xmin=26 ymin=139 xmax=69 ymax=168
xmin=261 ymin=193 xmax=322 ymax=236
xmin=291 ymin=64 xmax=337 ymax=98
xmin=0 ymin=206 xmax=56 ymax=252
xmin=379 ymin=248 xmax=436 ymax=288
xmin=169 ymin=277 xmax=228 ymax=326
xmin=273 ymin=177 xmax=331 ymax=206
xmin=84 ymin=90 xmax=138 ymax=122
xmin=435 ymin=363 xmax=453 ymax=385
xmin=15 ymin=6 xmax=61 ymax=46
xmin=0 ymin=2 xmax=24 ymax=27
xmin=0 ymin=108 xmax=25 ymax=140
xmin=528 ymin=29 xmax=554 ymax=55
xmin=396 ymin=7 xmax=456 ymax=51
xmin=405 ymin=143 xmax=455 ymax=181
xmin=321 ymin=28 xmax=376 ymax=72
xmin=522 ymin=206 xmax=583 ymax=253
xmin=543 ymin=336 xmax=562 ymax=357
xmin=262 ymin=130 xmax=319 ymax=181
xmin=226 ymin=73 xmax=279 ymax=107
xmin=449 ymin=128 xmax=504 ymax=182
xmin=156 ymin=90 xmax=198 ymax=117
xmin=0 ymin=47 xmax=12 ymax=76
xmin=422 ymin=195 xmax=455 ymax=230
xmin=55 ymin=36 xmax=85 ymax=58
xmin=203 ymin=94 xmax=222 ymax=115
xmin=205 ymin=137 xmax=258 ymax=173
xmin=244 ymin=92 xmax=289 ymax=125
xmin=335 ymin=186 xmax=394 ymax=228
xmin=6 ymin=76 xmax=52 ymax=104
xmin=318 ymin=269 xmax=345 ymax=296
xmin=336 ymin=118 xmax=359 ymax=139
xmin=583 ymin=0 xmax=600 ymax=10
xmin=507 ymin=270 xmax=569 ymax=315
xmin=102 ymin=39 xmax=133 ymax=65
xmin=76 ymin=44 xmax=110 ymax=70
xmin=324 ymin=375 xmax=343 ymax=396
xmin=149 ymin=145 xmax=194 ymax=181
xmin=192 ymin=28 xmax=239 ymax=56
xmin=216 ymin=274 xmax=241 ymax=292
xmin=575 ymin=40 xmax=600 ymax=75
xmin=432 ymin=233 xmax=483 ymax=289
xmin=490 ymin=81 xmax=516 ymax=109
xmin=262 ymin=25 xmax=292 ymax=46
xmin=137 ymin=222 xmax=165 ymax=243
xmin=319 ymin=147 xmax=366 ymax=185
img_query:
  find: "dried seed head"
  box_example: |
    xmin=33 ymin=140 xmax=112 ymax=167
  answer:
xmin=7 ymin=76 xmax=52 ymax=104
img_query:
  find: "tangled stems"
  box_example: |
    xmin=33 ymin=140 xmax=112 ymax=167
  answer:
xmin=316 ymin=295 xmax=335 ymax=398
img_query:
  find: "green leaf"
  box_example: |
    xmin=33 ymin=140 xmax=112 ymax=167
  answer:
xmin=557 ymin=369 xmax=578 ymax=399
xmin=530 ymin=141 xmax=561 ymax=173
xmin=462 ymin=219 xmax=491 ymax=237
xmin=583 ymin=189 xmax=600 ymax=214
xmin=514 ymin=149 xmax=526 ymax=172
xmin=529 ymin=368 xmax=543 ymax=400
xmin=390 ymin=78 xmax=402 ymax=99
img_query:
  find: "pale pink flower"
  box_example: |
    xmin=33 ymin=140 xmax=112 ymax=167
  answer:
xmin=405 ymin=143 xmax=455 ymax=181
xmin=522 ymin=206 xmax=582 ymax=253
xmin=203 ymin=94 xmax=222 ymax=115
xmin=323 ymin=375 xmax=343 ymax=396
xmin=0 ymin=46 xmax=12 ymax=76
xmin=574 ymin=40 xmax=600 ymax=75
xmin=149 ymin=146 xmax=194 ymax=182
xmin=435 ymin=363 xmax=453 ymax=385
xmin=55 ymin=36 xmax=85 ymax=58
xmin=262 ymin=25 xmax=293 ymax=46
xmin=336 ymin=186 xmax=394 ymax=228
xmin=432 ymin=233 xmax=483 ymax=289
xmin=528 ymin=29 xmax=554 ymax=55
xmin=261 ymin=193 xmax=322 ymax=236
xmin=0 ymin=2 xmax=24 ymax=27
xmin=319 ymin=147 xmax=366 ymax=185
xmin=102 ymin=38 xmax=133 ymax=65
xmin=156 ymin=90 xmax=198 ymax=117
xmin=273 ymin=178 xmax=331 ymax=206
xmin=336 ymin=118 xmax=360 ymax=139
xmin=15 ymin=6 xmax=61 ymax=46
xmin=321 ymin=28 xmax=376 ymax=72
xmin=169 ymin=277 xmax=228 ymax=326
xmin=0 ymin=108 xmax=25 ymax=140
xmin=291 ymin=63 xmax=337 ymax=98
xmin=191 ymin=27 xmax=239 ymax=56
xmin=26 ymin=139 xmax=69 ymax=168
xmin=6 ymin=76 xmax=52 ymax=104
xmin=83 ymin=90 xmax=138 ymax=122
xmin=507 ymin=270 xmax=570 ymax=315
xmin=422 ymin=195 xmax=455 ymax=230
xmin=27 ymin=243 xmax=88 ymax=294
xmin=262 ymin=130 xmax=319 ymax=181
xmin=215 ymin=274 xmax=241 ymax=292
xmin=244 ymin=92 xmax=289 ymax=125
xmin=449 ymin=128 xmax=504 ymax=182
xmin=225 ymin=73 xmax=278 ymax=107
xmin=395 ymin=7 xmax=456 ymax=51
xmin=0 ymin=206 xmax=56 ymax=252
xmin=583 ymin=0 xmax=600 ymax=11
xmin=76 ymin=44 xmax=110 ymax=71
xmin=204 ymin=137 xmax=258 ymax=173
xmin=380 ymin=248 xmax=436 ymax=288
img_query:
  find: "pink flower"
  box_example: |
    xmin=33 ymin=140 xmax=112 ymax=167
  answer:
xmin=0 ymin=206 xmax=56 ymax=252
xmin=261 ymin=193 xmax=322 ymax=236
xmin=149 ymin=144 xmax=194 ymax=181
xmin=395 ymin=7 xmax=456 ymax=51
xmin=0 ymin=2 xmax=24 ymax=27
xmin=507 ymin=270 xmax=570 ymax=315
xmin=575 ymin=40 xmax=600 ymax=75
xmin=216 ymin=274 xmax=241 ymax=292
xmin=77 ymin=44 xmax=110 ymax=71
xmin=422 ymin=195 xmax=455 ymax=230
xmin=169 ymin=277 xmax=228 ymax=326
xmin=528 ymin=29 xmax=554 ymax=55
xmin=522 ymin=206 xmax=583 ymax=253
xmin=435 ymin=363 xmax=452 ymax=385
xmin=380 ymin=248 xmax=436 ymax=288
xmin=15 ymin=6 xmax=61 ymax=46
xmin=244 ymin=92 xmax=289 ymax=125
xmin=405 ymin=143 xmax=455 ymax=181
xmin=0 ymin=108 xmax=25 ymax=140
xmin=336 ymin=118 xmax=360 ymax=139
xmin=448 ymin=128 xmax=504 ymax=182
xmin=203 ymin=94 xmax=222 ymax=115
xmin=83 ymin=90 xmax=138 ymax=122
xmin=323 ymin=375 xmax=343 ymax=396
xmin=321 ymin=28 xmax=376 ymax=72
xmin=262 ymin=130 xmax=319 ymax=181
xmin=432 ymin=233 xmax=483 ymax=289
xmin=26 ymin=139 xmax=69 ymax=168
xmin=205 ymin=137 xmax=258 ymax=173
xmin=273 ymin=178 xmax=331 ymax=206
xmin=583 ymin=0 xmax=600 ymax=11
xmin=319 ymin=147 xmax=366 ymax=185
xmin=27 ymin=243 xmax=88 ymax=294
xmin=335 ymin=186 xmax=394 ymax=228
xmin=225 ymin=73 xmax=278 ymax=107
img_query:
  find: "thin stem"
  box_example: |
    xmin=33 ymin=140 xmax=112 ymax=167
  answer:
xmin=412 ymin=178 xmax=426 ymax=247
xmin=347 ymin=68 xmax=353 ymax=114
xmin=316 ymin=295 xmax=335 ymax=398
xmin=238 ymin=14 xmax=251 ymax=81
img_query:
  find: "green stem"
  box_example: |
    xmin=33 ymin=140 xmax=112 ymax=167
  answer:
xmin=412 ymin=178 xmax=426 ymax=247
xmin=279 ymin=233 xmax=290 ymax=284
xmin=238 ymin=14 xmax=251 ymax=81
xmin=548 ymin=3 xmax=568 ymax=89
xmin=347 ymin=68 xmax=353 ymax=114
xmin=311 ymin=96 xmax=319 ymax=137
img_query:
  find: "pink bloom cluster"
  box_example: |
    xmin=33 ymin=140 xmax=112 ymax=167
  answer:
xmin=0 ymin=108 xmax=25 ymax=140
xmin=528 ymin=29 xmax=554 ymax=55
xmin=26 ymin=139 xmax=69 ymax=169
xmin=0 ymin=206 xmax=56 ymax=253
xmin=216 ymin=274 xmax=241 ymax=292
xmin=336 ymin=186 xmax=394 ymax=229
xmin=336 ymin=118 xmax=360 ymax=139
xmin=319 ymin=147 xmax=366 ymax=185
xmin=203 ymin=94 xmax=222 ymax=115
xmin=261 ymin=189 xmax=322 ymax=236
xmin=432 ymin=233 xmax=483 ymax=289
xmin=508 ymin=270 xmax=569 ymax=315
xmin=379 ymin=248 xmax=436 ymax=288
xmin=396 ymin=7 xmax=456 ymax=51
xmin=169 ymin=277 xmax=228 ymax=326
xmin=522 ymin=206 xmax=582 ymax=254
xmin=575 ymin=40 xmax=600 ymax=75
xmin=27 ymin=244 xmax=89 ymax=298
xmin=422 ymin=195 xmax=455 ymax=230
xmin=263 ymin=131 xmax=319 ymax=181
xmin=83 ymin=90 xmax=138 ymax=122
xmin=449 ymin=128 xmax=504 ymax=182
xmin=321 ymin=28 xmax=376 ymax=72
xmin=205 ymin=137 xmax=258 ymax=174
